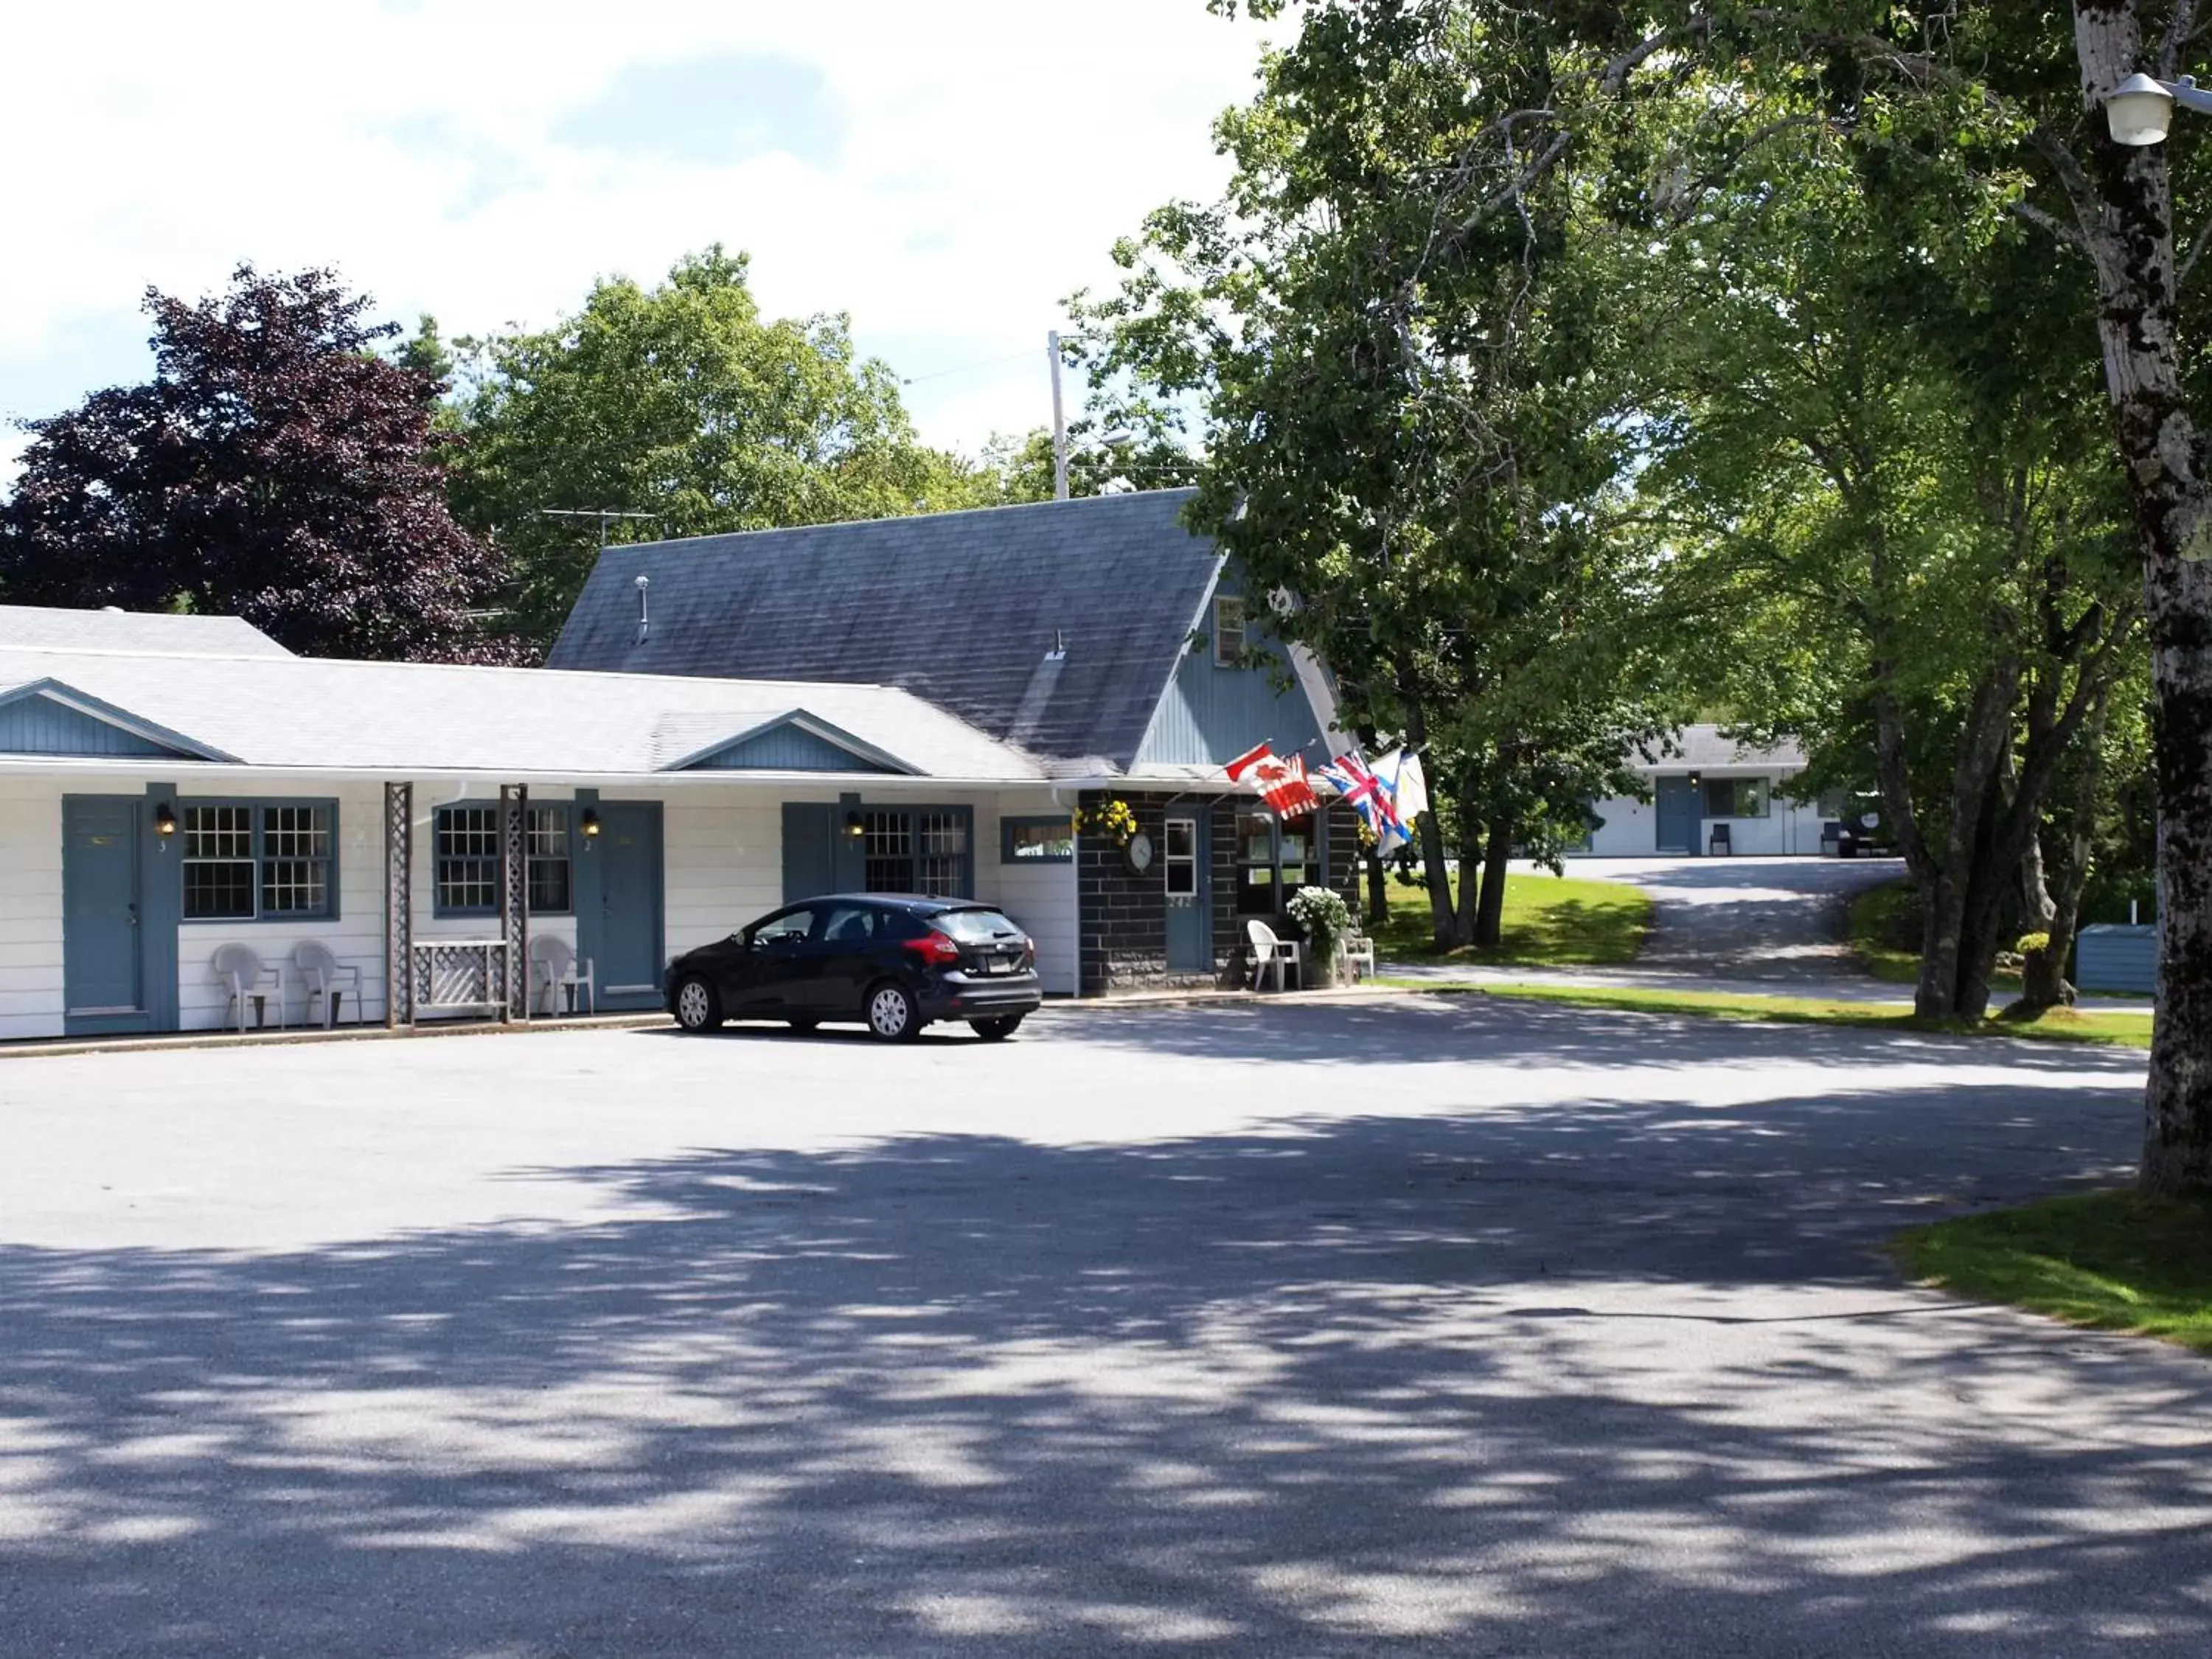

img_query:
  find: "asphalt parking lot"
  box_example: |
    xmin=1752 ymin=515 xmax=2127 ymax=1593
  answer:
xmin=1 ymin=997 xmax=2207 ymax=1656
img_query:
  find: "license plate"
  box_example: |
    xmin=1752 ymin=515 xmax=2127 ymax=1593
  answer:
xmin=984 ymin=957 xmax=1013 ymax=975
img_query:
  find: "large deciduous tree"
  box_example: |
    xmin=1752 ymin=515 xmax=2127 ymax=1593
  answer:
xmin=2054 ymin=1 xmax=2212 ymax=1192
xmin=445 ymin=246 xmax=1002 ymax=644
xmin=1079 ymin=0 xmax=1678 ymax=948
xmin=1643 ymin=95 xmax=2142 ymax=1021
xmin=0 ymin=265 xmax=512 ymax=661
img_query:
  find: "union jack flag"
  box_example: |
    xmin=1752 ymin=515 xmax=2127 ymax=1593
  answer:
xmin=1318 ymin=748 xmax=1408 ymax=849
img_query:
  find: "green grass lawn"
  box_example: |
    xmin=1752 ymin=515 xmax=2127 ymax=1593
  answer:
xmin=1370 ymin=872 xmax=1652 ymax=966
xmin=1368 ymin=978 xmax=2153 ymax=1048
xmin=1894 ymin=1191 xmax=2212 ymax=1354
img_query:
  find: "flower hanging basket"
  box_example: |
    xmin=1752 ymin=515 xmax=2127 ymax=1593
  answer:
xmin=1076 ymin=799 xmax=1139 ymax=847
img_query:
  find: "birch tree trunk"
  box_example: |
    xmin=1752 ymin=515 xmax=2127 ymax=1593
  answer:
xmin=2070 ymin=2 xmax=2212 ymax=1194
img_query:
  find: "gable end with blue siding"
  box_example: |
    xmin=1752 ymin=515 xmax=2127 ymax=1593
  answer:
xmin=1130 ymin=567 xmax=1329 ymax=769
xmin=670 ymin=713 xmax=915 ymax=774
xmin=0 ymin=681 xmax=223 ymax=760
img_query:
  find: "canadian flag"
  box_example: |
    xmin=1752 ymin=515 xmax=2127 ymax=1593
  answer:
xmin=1225 ymin=742 xmax=1275 ymax=782
xmin=1225 ymin=742 xmax=1318 ymax=815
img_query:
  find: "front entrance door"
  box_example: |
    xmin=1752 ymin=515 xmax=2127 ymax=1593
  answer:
xmin=63 ymin=795 xmax=150 ymax=1032
xmin=594 ymin=801 xmax=664 ymax=1009
xmin=1164 ymin=813 xmax=1211 ymax=971
xmin=1655 ymin=776 xmax=1700 ymax=856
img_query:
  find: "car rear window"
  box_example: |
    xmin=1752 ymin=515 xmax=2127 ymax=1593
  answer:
xmin=933 ymin=909 xmax=1022 ymax=942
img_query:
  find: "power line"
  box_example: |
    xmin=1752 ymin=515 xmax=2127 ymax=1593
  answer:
xmin=898 ymin=348 xmax=1041 ymax=387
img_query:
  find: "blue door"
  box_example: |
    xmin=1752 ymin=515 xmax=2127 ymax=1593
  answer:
xmin=1655 ymin=777 xmax=1700 ymax=856
xmin=1164 ymin=811 xmax=1211 ymax=971
xmin=63 ymin=796 xmax=149 ymax=1032
xmin=595 ymin=801 xmax=664 ymax=1009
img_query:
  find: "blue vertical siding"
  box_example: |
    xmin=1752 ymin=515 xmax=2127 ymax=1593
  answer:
xmin=1132 ymin=571 xmax=1326 ymax=770
xmin=0 ymin=691 xmax=176 ymax=757
xmin=686 ymin=721 xmax=892 ymax=772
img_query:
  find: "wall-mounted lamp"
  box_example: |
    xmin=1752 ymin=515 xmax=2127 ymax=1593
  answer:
xmin=580 ymin=807 xmax=601 ymax=846
xmin=153 ymin=801 xmax=177 ymax=841
xmin=844 ymin=810 xmax=868 ymax=840
xmin=1686 ymin=771 xmax=1703 ymax=789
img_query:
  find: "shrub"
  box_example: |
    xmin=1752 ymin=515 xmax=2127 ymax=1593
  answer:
xmin=1287 ymin=884 xmax=1352 ymax=965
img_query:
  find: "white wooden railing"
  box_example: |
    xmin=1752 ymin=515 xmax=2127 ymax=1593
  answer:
xmin=410 ymin=939 xmax=508 ymax=1020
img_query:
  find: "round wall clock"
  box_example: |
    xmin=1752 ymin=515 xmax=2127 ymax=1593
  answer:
xmin=1123 ymin=831 xmax=1155 ymax=875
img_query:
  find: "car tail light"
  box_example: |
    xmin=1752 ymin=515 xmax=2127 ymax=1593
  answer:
xmin=902 ymin=930 xmax=962 ymax=967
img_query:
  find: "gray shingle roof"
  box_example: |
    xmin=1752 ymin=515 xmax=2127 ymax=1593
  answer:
xmin=0 ymin=645 xmax=1040 ymax=780
xmin=1633 ymin=724 xmax=1806 ymax=771
xmin=546 ymin=489 xmax=1220 ymax=769
xmin=0 ymin=603 xmax=292 ymax=657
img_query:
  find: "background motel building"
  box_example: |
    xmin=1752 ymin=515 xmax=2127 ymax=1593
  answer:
xmin=0 ymin=492 xmax=1357 ymax=1041
xmin=1577 ymin=726 xmax=1826 ymax=858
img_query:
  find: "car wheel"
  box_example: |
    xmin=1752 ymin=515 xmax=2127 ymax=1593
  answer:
xmin=970 ymin=1015 xmax=1024 ymax=1042
xmin=786 ymin=1017 xmax=819 ymax=1034
xmin=672 ymin=975 xmax=723 ymax=1032
xmin=865 ymin=981 xmax=922 ymax=1043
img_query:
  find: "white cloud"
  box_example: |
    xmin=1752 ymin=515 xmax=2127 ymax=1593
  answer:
xmin=0 ymin=0 xmax=1274 ymax=479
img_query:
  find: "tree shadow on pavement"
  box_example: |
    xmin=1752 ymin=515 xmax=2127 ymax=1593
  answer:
xmin=1 ymin=1025 xmax=2200 ymax=1658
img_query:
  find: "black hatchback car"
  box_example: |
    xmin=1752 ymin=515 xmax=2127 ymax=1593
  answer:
xmin=664 ymin=894 xmax=1043 ymax=1042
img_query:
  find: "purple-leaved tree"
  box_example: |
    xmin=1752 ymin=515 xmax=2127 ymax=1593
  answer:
xmin=0 ymin=265 xmax=518 ymax=662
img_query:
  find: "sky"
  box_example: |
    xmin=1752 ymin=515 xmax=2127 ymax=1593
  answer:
xmin=0 ymin=0 xmax=1279 ymax=485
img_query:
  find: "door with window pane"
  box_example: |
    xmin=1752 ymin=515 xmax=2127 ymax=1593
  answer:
xmin=860 ymin=808 xmax=970 ymax=898
xmin=1164 ymin=813 xmax=1210 ymax=970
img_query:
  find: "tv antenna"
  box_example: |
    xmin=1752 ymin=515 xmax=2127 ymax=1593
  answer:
xmin=539 ymin=508 xmax=662 ymax=548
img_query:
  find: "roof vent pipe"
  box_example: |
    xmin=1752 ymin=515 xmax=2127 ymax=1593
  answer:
xmin=633 ymin=573 xmax=650 ymax=645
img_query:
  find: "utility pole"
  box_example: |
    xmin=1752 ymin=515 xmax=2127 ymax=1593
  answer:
xmin=1048 ymin=330 xmax=1069 ymax=501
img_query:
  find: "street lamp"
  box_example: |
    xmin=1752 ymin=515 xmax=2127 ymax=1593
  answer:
xmin=2104 ymin=72 xmax=2212 ymax=145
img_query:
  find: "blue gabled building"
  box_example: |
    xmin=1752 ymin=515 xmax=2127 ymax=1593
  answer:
xmin=551 ymin=489 xmax=1355 ymax=992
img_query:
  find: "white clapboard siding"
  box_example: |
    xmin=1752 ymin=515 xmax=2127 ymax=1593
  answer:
xmin=975 ymin=791 xmax=1079 ymax=996
xmin=179 ymin=782 xmax=390 ymax=1032
xmin=0 ymin=780 xmax=64 ymax=1040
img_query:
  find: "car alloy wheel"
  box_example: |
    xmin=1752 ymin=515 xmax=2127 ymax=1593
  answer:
xmin=674 ymin=975 xmax=721 ymax=1032
xmin=867 ymin=983 xmax=919 ymax=1041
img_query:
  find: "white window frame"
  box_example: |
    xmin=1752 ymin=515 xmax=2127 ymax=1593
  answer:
xmin=1164 ymin=814 xmax=1200 ymax=900
xmin=1212 ymin=595 xmax=1246 ymax=667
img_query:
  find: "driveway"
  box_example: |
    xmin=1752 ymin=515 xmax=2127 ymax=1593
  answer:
xmin=1387 ymin=855 xmax=1919 ymax=1000
xmin=1 ymin=1003 xmax=2205 ymax=1656
xmin=1582 ymin=854 xmax=1908 ymax=981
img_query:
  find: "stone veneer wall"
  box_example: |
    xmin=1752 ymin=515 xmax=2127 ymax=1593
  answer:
xmin=1078 ymin=790 xmax=1363 ymax=995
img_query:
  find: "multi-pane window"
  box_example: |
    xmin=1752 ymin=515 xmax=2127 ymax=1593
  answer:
xmin=434 ymin=804 xmax=573 ymax=915
xmin=1702 ymin=778 xmax=1770 ymax=818
xmin=181 ymin=803 xmax=335 ymax=921
xmin=526 ymin=807 xmax=572 ymax=914
xmin=435 ymin=805 xmax=501 ymax=914
xmin=1235 ymin=811 xmax=1276 ymax=914
xmin=260 ymin=805 xmax=333 ymax=917
xmin=1212 ymin=595 xmax=1246 ymax=667
xmin=862 ymin=810 xmax=912 ymax=894
xmin=860 ymin=808 xmax=972 ymax=899
xmin=917 ymin=812 xmax=967 ymax=897
xmin=1234 ymin=811 xmax=1313 ymax=914
xmin=1164 ymin=816 xmax=1199 ymax=899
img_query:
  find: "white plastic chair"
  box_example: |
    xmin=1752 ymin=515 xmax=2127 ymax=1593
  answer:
xmin=212 ymin=943 xmax=286 ymax=1032
xmin=531 ymin=935 xmax=595 ymax=1016
xmin=1342 ymin=932 xmax=1377 ymax=982
xmin=1245 ymin=919 xmax=1302 ymax=992
xmin=293 ymin=941 xmax=360 ymax=1029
